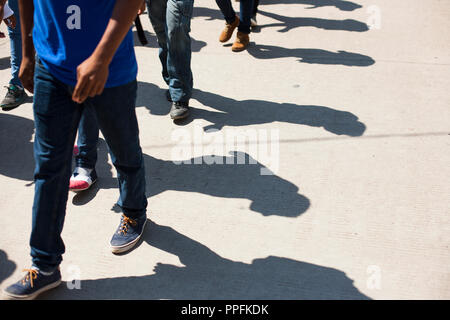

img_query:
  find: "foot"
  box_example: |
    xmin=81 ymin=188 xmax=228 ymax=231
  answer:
xmin=170 ymin=101 xmax=190 ymax=120
xmin=1 ymin=84 xmax=27 ymax=111
xmin=219 ymin=15 xmax=239 ymax=43
xmin=232 ymin=31 xmax=250 ymax=52
xmin=110 ymin=214 xmax=147 ymax=254
xmin=2 ymin=268 xmax=61 ymax=300
xmin=69 ymin=167 xmax=97 ymax=192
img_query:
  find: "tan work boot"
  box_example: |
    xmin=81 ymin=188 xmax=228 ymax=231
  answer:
xmin=231 ymin=31 xmax=250 ymax=52
xmin=219 ymin=15 xmax=239 ymax=43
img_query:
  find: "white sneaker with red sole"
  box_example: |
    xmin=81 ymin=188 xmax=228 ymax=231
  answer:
xmin=69 ymin=167 xmax=97 ymax=192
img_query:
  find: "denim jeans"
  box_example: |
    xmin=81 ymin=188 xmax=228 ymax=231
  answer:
xmin=146 ymin=0 xmax=194 ymax=104
xmin=253 ymin=0 xmax=259 ymax=16
xmin=215 ymin=0 xmax=255 ymax=34
xmin=30 ymin=59 xmax=147 ymax=272
xmin=75 ymin=105 xmax=99 ymax=169
xmin=7 ymin=0 xmax=22 ymax=87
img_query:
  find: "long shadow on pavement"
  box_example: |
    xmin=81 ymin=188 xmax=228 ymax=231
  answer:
xmin=256 ymin=10 xmax=369 ymax=33
xmin=145 ymin=152 xmax=310 ymax=217
xmin=261 ymin=0 xmax=362 ymax=11
xmin=137 ymin=83 xmax=367 ymax=136
xmin=72 ymin=149 xmax=310 ymax=218
xmin=248 ymin=43 xmax=375 ymax=66
xmin=39 ymin=221 xmax=371 ymax=300
xmin=192 ymin=89 xmax=367 ymax=135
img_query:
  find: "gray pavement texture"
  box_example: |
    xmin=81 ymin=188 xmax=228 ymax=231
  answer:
xmin=0 ymin=0 xmax=449 ymax=300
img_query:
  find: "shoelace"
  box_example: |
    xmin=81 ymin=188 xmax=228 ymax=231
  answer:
xmin=21 ymin=269 xmax=38 ymax=288
xmin=4 ymin=85 xmax=17 ymax=96
xmin=118 ymin=215 xmax=137 ymax=235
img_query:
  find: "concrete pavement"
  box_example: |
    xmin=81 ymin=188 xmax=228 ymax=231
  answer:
xmin=0 ymin=0 xmax=449 ymax=299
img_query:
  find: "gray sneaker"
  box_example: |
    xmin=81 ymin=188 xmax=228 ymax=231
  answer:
xmin=1 ymin=84 xmax=27 ymax=111
xmin=170 ymin=101 xmax=190 ymax=120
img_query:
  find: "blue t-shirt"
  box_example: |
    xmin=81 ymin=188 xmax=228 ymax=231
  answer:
xmin=33 ymin=0 xmax=137 ymax=88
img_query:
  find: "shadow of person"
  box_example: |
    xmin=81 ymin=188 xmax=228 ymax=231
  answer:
xmin=262 ymin=0 xmax=362 ymax=11
xmin=257 ymin=10 xmax=368 ymax=33
xmin=190 ymin=89 xmax=366 ymax=136
xmin=192 ymin=6 xmax=224 ymax=21
xmin=247 ymin=43 xmax=375 ymax=67
xmin=0 ymin=56 xmax=11 ymax=71
xmin=0 ymin=250 xmax=16 ymax=287
xmin=136 ymin=81 xmax=171 ymax=116
xmin=70 ymin=128 xmax=309 ymax=216
xmin=145 ymin=152 xmax=310 ymax=217
xmin=0 ymin=113 xmax=35 ymax=181
xmin=39 ymin=222 xmax=371 ymax=300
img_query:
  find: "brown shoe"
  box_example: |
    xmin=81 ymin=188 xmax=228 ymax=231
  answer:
xmin=219 ymin=15 xmax=239 ymax=43
xmin=231 ymin=31 xmax=250 ymax=52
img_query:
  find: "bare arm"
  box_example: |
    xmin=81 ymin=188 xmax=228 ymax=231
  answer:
xmin=72 ymin=0 xmax=144 ymax=103
xmin=18 ymin=0 xmax=35 ymax=93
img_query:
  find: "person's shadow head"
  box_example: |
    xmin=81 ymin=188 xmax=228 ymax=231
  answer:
xmin=145 ymin=151 xmax=310 ymax=217
xmin=38 ymin=222 xmax=371 ymax=299
xmin=0 ymin=113 xmax=35 ymax=182
xmin=0 ymin=250 xmax=16 ymax=287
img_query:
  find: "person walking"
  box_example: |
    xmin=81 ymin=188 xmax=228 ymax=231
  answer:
xmin=3 ymin=0 xmax=148 ymax=300
xmin=68 ymin=3 xmax=147 ymax=192
xmin=216 ymin=0 xmax=255 ymax=52
xmin=145 ymin=0 xmax=194 ymax=120
xmin=0 ymin=0 xmax=27 ymax=111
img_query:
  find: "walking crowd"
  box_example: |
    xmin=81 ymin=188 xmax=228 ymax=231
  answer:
xmin=0 ymin=0 xmax=261 ymax=300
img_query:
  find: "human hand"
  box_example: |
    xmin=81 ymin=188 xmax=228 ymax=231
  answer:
xmin=72 ymin=55 xmax=109 ymax=103
xmin=19 ymin=56 xmax=35 ymax=93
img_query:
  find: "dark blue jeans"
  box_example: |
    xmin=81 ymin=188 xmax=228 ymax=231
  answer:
xmin=146 ymin=0 xmax=194 ymax=104
xmin=215 ymin=0 xmax=255 ymax=34
xmin=75 ymin=104 xmax=99 ymax=169
xmin=30 ymin=59 xmax=147 ymax=272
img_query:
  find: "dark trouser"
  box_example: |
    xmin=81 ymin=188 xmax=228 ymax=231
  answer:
xmin=75 ymin=105 xmax=99 ymax=169
xmin=30 ymin=60 xmax=147 ymax=272
xmin=7 ymin=0 xmax=22 ymax=87
xmin=253 ymin=0 xmax=259 ymax=16
xmin=146 ymin=0 xmax=194 ymax=104
xmin=215 ymin=0 xmax=255 ymax=34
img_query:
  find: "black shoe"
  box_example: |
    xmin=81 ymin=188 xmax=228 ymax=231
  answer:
xmin=1 ymin=84 xmax=27 ymax=111
xmin=165 ymin=90 xmax=172 ymax=102
xmin=2 ymin=268 xmax=61 ymax=300
xmin=170 ymin=101 xmax=190 ymax=120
